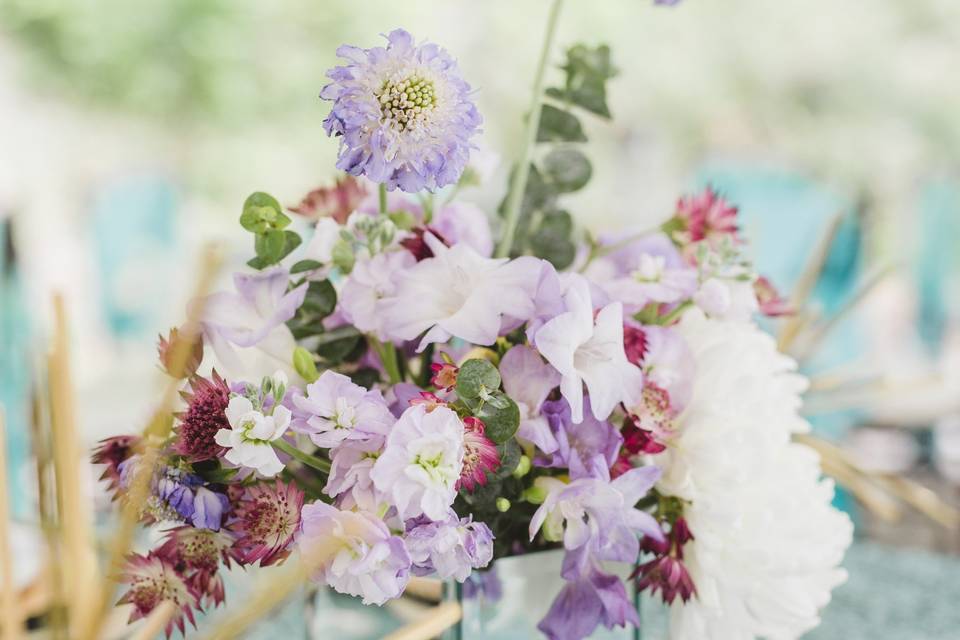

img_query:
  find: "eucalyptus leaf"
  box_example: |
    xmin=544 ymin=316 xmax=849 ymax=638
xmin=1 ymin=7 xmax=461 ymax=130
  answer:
xmin=240 ymin=192 xmax=289 ymax=233
xmin=493 ymin=439 xmax=522 ymax=479
xmin=543 ymin=148 xmax=593 ymax=193
xmin=536 ymin=104 xmax=587 ymax=143
xmin=457 ymin=359 xmax=501 ymax=399
xmin=477 ymin=393 xmax=520 ymax=444
xmin=290 ymin=259 xmax=323 ymax=274
xmin=301 ymin=279 xmax=337 ymax=317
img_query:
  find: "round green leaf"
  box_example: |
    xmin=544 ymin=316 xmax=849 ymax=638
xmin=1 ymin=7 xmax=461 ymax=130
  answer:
xmin=456 ymin=359 xmax=501 ymax=399
xmin=543 ymin=148 xmax=593 ymax=193
xmin=477 ymin=393 xmax=520 ymax=444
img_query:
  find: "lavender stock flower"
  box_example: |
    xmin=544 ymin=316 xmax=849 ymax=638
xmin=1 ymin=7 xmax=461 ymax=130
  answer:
xmin=321 ymin=29 xmax=481 ymax=192
xmin=405 ymin=511 xmax=494 ymax=581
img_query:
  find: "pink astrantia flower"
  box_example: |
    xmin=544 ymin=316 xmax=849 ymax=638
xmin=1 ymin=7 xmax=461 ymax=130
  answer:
xmin=289 ymin=175 xmax=367 ymax=223
xmin=674 ymin=186 xmax=739 ymax=246
xmin=299 ymin=501 xmax=411 ymax=605
xmin=409 ymin=391 xmax=448 ymax=412
xmin=156 ymin=526 xmax=238 ymax=607
xmin=157 ymin=326 xmax=203 ymax=378
xmin=458 ymin=417 xmax=500 ymax=492
xmin=232 ymin=479 xmax=304 ymax=566
xmin=634 ymin=517 xmax=697 ymax=605
xmin=173 ymin=372 xmax=231 ymax=462
xmin=119 ymin=553 xmax=200 ymax=637
xmin=430 ymin=362 xmax=459 ymax=392
xmin=754 ymin=275 xmax=794 ymax=317
xmin=92 ymin=434 xmax=141 ymax=500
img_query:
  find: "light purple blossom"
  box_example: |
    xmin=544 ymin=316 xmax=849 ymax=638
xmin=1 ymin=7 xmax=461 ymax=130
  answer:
xmin=380 ymin=235 xmax=541 ymax=351
xmin=153 ymin=469 xmax=228 ymax=531
xmin=340 ymin=250 xmax=416 ymax=341
xmin=320 ymin=29 xmax=481 ymax=192
xmin=529 ymin=466 xmax=663 ymax=577
xmin=533 ymin=275 xmax=643 ymax=423
xmin=199 ymin=268 xmax=307 ymax=382
xmin=499 ymin=345 xmax=561 ymax=454
xmin=586 ymin=232 xmax=697 ymax=313
xmin=405 ymin=511 xmax=494 ymax=581
xmin=325 ymin=437 xmax=384 ymax=511
xmin=429 ymin=201 xmax=494 ymax=257
xmin=298 ymin=501 xmax=410 ymax=605
xmin=538 ymin=566 xmax=639 ymax=640
xmin=536 ymin=397 xmax=622 ymax=480
xmin=638 ymin=324 xmax=695 ymax=411
xmin=370 ymin=404 xmax=465 ymax=520
xmin=293 ymin=371 xmax=395 ymax=448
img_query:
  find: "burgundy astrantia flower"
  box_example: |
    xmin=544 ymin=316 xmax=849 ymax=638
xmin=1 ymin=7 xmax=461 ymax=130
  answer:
xmin=119 ymin=552 xmax=200 ymax=637
xmin=156 ymin=526 xmax=239 ymax=607
xmin=430 ymin=361 xmax=459 ymax=391
xmin=458 ymin=416 xmax=500 ymax=492
xmin=633 ymin=517 xmax=696 ymax=605
xmin=754 ymin=275 xmax=794 ymax=317
xmin=93 ymin=435 xmax=141 ymax=499
xmin=622 ymin=323 xmax=648 ymax=367
xmin=400 ymin=226 xmax=448 ymax=261
xmin=409 ymin=391 xmax=448 ymax=412
xmin=157 ymin=327 xmax=203 ymax=379
xmin=232 ymin=479 xmax=304 ymax=567
xmin=289 ymin=175 xmax=367 ymax=223
xmin=173 ymin=371 xmax=231 ymax=462
xmin=673 ymin=186 xmax=739 ymax=246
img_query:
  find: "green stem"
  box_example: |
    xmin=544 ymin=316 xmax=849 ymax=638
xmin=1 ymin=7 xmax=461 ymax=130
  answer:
xmin=495 ymin=0 xmax=565 ymax=259
xmin=369 ymin=335 xmax=403 ymax=384
xmin=273 ymin=439 xmax=331 ymax=474
xmin=655 ymin=301 xmax=693 ymax=326
xmin=378 ymin=183 xmax=388 ymax=215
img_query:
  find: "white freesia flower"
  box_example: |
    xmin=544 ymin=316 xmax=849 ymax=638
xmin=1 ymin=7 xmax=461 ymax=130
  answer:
xmin=369 ymin=404 xmax=464 ymax=521
xmin=533 ymin=275 xmax=643 ymax=423
xmin=380 ymin=234 xmax=541 ymax=350
xmin=214 ymin=395 xmax=291 ymax=477
xmin=659 ymin=309 xmax=853 ymax=640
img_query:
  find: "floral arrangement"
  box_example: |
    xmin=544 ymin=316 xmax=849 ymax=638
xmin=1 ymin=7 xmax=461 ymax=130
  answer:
xmin=94 ymin=17 xmax=853 ymax=640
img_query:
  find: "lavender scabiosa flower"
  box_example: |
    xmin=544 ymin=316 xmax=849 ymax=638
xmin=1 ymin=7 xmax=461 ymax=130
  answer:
xmin=299 ymin=501 xmax=411 ymax=605
xmin=118 ymin=553 xmax=200 ymax=637
xmin=405 ymin=511 xmax=494 ymax=581
xmin=320 ymin=29 xmax=481 ymax=192
xmin=173 ymin=371 xmax=231 ymax=462
xmin=232 ymin=479 xmax=304 ymax=566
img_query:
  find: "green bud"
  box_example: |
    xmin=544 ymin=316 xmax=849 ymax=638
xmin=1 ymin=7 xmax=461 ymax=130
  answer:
xmin=522 ymin=484 xmax=548 ymax=505
xmin=495 ymin=497 xmax=511 ymax=512
xmin=512 ymin=455 xmax=532 ymax=479
xmin=293 ymin=347 xmax=319 ymax=383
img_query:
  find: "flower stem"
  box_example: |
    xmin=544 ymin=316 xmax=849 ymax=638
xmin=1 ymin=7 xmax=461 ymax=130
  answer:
xmin=378 ymin=183 xmax=388 ymax=215
xmin=273 ymin=439 xmax=331 ymax=474
xmin=369 ymin=335 xmax=403 ymax=384
xmin=495 ymin=0 xmax=565 ymax=259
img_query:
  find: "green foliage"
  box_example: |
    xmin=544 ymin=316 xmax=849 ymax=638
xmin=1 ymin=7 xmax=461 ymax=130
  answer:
xmin=456 ymin=359 xmax=501 ymax=400
xmin=290 ymin=259 xmax=323 ymax=274
xmin=545 ymin=44 xmax=617 ymax=119
xmin=240 ymin=192 xmax=302 ymax=269
xmin=500 ymin=42 xmax=617 ymax=262
xmin=286 ymin=280 xmax=337 ymax=339
xmin=293 ymin=346 xmax=319 ymax=383
xmin=475 ymin=393 xmax=520 ymax=444
xmin=536 ymin=104 xmax=588 ymax=143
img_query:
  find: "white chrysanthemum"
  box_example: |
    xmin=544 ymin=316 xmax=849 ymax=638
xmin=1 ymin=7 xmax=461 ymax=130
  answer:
xmin=659 ymin=309 xmax=853 ymax=640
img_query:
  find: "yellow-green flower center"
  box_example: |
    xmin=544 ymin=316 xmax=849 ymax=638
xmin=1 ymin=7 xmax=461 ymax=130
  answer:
xmin=377 ymin=76 xmax=437 ymax=131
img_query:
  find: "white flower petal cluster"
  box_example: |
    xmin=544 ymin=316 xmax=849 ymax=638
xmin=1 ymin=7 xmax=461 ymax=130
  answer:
xmin=659 ymin=309 xmax=853 ymax=640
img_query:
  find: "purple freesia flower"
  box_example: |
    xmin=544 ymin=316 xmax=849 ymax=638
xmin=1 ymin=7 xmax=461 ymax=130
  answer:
xmin=405 ymin=511 xmax=494 ymax=581
xmin=199 ymin=268 xmax=307 ymax=382
xmin=529 ymin=466 xmax=663 ymax=577
xmin=499 ymin=345 xmax=561 ymax=455
xmin=320 ymin=29 xmax=482 ymax=192
xmin=536 ymin=397 xmax=622 ymax=479
xmin=538 ymin=566 xmax=639 ymax=640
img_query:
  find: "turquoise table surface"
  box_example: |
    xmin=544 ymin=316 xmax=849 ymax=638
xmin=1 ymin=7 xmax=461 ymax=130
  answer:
xmin=306 ymin=541 xmax=960 ymax=640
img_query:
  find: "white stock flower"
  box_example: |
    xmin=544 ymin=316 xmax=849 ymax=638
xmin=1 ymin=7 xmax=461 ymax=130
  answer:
xmin=214 ymin=396 xmax=291 ymax=477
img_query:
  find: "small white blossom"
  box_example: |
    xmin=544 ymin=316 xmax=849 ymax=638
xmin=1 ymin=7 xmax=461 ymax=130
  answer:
xmin=215 ymin=396 xmax=291 ymax=477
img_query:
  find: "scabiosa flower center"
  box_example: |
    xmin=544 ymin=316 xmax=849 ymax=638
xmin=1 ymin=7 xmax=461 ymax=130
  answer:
xmin=377 ymin=76 xmax=437 ymax=131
